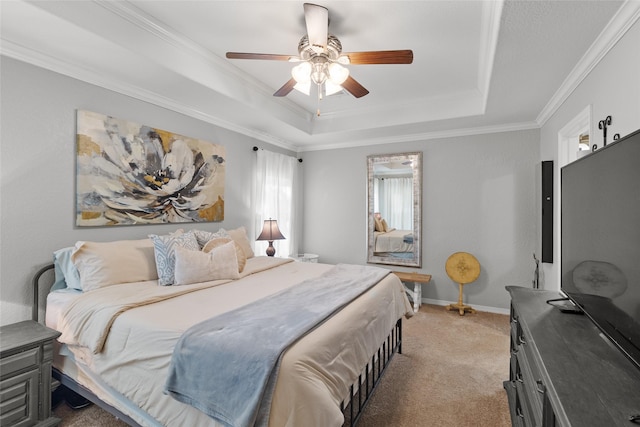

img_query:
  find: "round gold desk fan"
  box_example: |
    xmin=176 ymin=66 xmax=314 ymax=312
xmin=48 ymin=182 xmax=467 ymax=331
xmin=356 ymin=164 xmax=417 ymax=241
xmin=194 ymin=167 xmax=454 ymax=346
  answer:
xmin=445 ymin=252 xmax=480 ymax=316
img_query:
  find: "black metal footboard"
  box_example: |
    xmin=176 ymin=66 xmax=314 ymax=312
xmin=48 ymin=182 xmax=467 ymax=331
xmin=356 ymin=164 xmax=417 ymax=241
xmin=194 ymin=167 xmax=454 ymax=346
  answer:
xmin=341 ymin=317 xmax=402 ymax=427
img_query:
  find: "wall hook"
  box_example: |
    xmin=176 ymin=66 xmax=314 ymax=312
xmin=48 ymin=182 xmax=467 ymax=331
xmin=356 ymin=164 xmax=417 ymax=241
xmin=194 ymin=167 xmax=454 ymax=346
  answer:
xmin=598 ymin=115 xmax=612 ymax=148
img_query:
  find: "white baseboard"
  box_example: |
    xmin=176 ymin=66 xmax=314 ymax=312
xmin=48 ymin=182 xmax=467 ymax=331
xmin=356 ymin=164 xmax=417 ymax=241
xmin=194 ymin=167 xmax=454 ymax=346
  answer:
xmin=421 ymin=298 xmax=510 ymax=315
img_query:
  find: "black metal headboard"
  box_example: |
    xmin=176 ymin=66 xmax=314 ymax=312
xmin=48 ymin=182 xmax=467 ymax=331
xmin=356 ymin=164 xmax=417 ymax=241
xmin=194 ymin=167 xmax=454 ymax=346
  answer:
xmin=32 ymin=263 xmax=55 ymax=323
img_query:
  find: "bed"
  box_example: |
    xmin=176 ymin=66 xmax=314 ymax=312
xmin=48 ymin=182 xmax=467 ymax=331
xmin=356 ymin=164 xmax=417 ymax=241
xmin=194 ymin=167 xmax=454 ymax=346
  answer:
xmin=373 ymin=229 xmax=414 ymax=254
xmin=34 ymin=227 xmax=413 ymax=427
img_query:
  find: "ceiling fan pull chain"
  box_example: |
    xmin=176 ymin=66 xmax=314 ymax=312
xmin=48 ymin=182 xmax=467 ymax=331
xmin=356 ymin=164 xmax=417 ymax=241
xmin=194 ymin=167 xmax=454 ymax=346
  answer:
xmin=317 ymin=84 xmax=322 ymax=116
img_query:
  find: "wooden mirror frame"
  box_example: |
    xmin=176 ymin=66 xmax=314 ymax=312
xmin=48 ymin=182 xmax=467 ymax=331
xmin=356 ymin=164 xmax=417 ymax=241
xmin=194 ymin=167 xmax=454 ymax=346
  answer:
xmin=367 ymin=152 xmax=422 ymax=267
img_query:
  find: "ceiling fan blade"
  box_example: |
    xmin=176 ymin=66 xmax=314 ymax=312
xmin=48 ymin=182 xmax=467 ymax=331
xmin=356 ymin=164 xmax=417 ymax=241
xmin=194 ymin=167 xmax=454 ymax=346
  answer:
xmin=226 ymin=52 xmax=296 ymax=61
xmin=273 ymin=78 xmax=297 ymax=97
xmin=304 ymin=3 xmax=328 ymax=51
xmin=343 ymin=50 xmax=414 ymax=65
xmin=342 ymin=76 xmax=369 ymax=98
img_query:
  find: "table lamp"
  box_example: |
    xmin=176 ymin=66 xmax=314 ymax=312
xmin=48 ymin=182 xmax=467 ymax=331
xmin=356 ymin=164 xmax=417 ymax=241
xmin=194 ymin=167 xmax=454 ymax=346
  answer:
xmin=256 ymin=219 xmax=285 ymax=256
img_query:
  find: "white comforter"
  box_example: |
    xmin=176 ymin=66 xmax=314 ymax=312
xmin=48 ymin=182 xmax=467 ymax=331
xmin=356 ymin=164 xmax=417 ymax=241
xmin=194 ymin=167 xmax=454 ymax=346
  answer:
xmin=50 ymin=257 xmax=413 ymax=427
xmin=374 ymin=229 xmax=414 ymax=253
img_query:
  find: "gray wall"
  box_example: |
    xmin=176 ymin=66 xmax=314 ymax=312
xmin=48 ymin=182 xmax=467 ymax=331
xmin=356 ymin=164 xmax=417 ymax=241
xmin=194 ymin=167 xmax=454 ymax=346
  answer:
xmin=1 ymin=55 xmax=539 ymax=324
xmin=539 ymin=18 xmax=640 ymax=291
xmin=303 ymin=130 xmax=540 ymax=311
xmin=0 ymin=57 xmax=291 ymax=324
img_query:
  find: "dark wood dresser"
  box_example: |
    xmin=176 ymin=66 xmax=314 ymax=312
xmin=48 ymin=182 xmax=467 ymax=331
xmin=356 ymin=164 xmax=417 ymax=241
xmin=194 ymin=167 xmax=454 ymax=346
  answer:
xmin=504 ymin=286 xmax=640 ymax=426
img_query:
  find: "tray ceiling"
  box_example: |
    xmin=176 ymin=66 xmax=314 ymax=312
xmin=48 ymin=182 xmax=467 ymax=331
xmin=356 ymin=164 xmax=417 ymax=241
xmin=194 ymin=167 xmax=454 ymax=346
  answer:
xmin=1 ymin=1 xmax=634 ymax=151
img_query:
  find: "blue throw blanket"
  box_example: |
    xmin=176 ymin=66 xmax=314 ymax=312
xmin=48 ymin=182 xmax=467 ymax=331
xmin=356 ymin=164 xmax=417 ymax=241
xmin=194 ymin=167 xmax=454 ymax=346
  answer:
xmin=164 ymin=264 xmax=389 ymax=427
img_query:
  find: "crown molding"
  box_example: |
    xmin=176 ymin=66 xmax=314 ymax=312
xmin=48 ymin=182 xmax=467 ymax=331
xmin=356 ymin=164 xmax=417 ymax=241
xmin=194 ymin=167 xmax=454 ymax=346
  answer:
xmin=298 ymin=121 xmax=540 ymax=152
xmin=477 ymin=0 xmax=504 ymax=113
xmin=536 ymin=0 xmax=640 ymax=126
xmin=0 ymin=40 xmax=298 ymax=153
xmin=2 ymin=38 xmax=538 ymax=154
xmin=95 ymin=0 xmax=312 ymax=123
xmin=98 ymin=1 xmax=499 ymax=139
xmin=4 ymin=1 xmax=625 ymax=153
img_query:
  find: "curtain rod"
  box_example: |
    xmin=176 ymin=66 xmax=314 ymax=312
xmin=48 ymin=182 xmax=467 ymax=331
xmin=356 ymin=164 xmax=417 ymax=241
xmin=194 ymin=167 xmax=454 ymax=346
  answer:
xmin=252 ymin=146 xmax=302 ymax=163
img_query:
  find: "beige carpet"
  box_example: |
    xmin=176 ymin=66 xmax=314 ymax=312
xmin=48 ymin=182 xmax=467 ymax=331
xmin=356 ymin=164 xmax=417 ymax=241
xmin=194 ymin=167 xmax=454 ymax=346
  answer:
xmin=355 ymin=304 xmax=511 ymax=427
xmin=54 ymin=304 xmax=511 ymax=426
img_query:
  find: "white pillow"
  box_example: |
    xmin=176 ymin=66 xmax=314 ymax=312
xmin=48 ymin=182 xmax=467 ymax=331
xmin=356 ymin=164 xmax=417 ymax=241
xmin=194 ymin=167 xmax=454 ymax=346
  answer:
xmin=52 ymin=247 xmax=82 ymax=291
xmin=71 ymin=238 xmax=158 ymax=291
xmin=203 ymin=237 xmax=246 ymax=273
xmin=222 ymin=226 xmax=255 ymax=259
xmin=173 ymin=242 xmax=240 ymax=286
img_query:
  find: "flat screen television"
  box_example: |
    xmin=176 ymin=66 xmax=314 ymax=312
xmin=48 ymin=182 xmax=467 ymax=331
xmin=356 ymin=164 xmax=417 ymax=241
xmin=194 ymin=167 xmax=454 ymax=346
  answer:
xmin=561 ymin=128 xmax=640 ymax=372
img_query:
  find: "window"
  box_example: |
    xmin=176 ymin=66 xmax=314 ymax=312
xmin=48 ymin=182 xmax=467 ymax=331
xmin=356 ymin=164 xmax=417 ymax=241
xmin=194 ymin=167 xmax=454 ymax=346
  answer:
xmin=374 ymin=176 xmax=413 ymax=230
xmin=253 ymin=150 xmax=300 ymax=257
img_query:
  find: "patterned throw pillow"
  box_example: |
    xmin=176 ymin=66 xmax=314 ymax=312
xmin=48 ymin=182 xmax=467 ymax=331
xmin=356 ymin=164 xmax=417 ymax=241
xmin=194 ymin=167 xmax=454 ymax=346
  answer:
xmin=193 ymin=228 xmax=229 ymax=248
xmin=149 ymin=230 xmax=200 ymax=286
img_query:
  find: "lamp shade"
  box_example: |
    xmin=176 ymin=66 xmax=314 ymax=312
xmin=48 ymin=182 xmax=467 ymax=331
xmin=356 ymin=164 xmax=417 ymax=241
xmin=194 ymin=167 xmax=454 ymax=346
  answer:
xmin=256 ymin=219 xmax=285 ymax=241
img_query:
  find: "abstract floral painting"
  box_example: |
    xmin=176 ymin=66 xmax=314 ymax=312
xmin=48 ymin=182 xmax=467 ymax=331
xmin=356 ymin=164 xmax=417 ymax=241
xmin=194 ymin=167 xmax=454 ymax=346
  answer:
xmin=76 ymin=110 xmax=225 ymax=226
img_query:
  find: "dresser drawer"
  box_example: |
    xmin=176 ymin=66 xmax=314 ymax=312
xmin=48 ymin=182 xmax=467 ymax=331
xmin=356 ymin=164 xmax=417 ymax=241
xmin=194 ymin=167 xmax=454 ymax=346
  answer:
xmin=514 ymin=381 xmax=536 ymax=427
xmin=0 ymin=369 xmax=39 ymax=427
xmin=0 ymin=348 xmax=40 ymax=379
xmin=517 ymin=339 xmax=544 ymax=425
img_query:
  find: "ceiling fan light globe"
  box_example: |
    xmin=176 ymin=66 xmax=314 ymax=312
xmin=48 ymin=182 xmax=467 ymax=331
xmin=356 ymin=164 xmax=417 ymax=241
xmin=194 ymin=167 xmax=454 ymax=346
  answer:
xmin=291 ymin=62 xmax=311 ymax=84
xmin=293 ymin=81 xmax=311 ymax=95
xmin=328 ymin=63 xmax=349 ymax=85
xmin=324 ymin=80 xmax=343 ymax=96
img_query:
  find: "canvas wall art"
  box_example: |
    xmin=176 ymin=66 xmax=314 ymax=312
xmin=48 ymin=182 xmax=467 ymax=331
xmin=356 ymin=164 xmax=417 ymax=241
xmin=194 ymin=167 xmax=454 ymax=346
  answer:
xmin=76 ymin=110 xmax=225 ymax=226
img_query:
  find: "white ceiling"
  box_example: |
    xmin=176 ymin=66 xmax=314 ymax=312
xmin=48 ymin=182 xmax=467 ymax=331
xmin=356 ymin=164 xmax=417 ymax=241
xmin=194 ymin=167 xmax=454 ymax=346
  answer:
xmin=2 ymin=1 xmax=636 ymax=152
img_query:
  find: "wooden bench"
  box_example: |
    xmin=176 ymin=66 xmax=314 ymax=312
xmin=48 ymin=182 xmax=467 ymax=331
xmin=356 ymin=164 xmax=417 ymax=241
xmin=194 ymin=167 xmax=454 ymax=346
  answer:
xmin=392 ymin=271 xmax=432 ymax=313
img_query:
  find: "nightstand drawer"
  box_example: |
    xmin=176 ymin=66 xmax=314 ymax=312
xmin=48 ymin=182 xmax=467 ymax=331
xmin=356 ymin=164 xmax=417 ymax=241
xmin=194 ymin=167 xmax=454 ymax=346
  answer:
xmin=0 ymin=369 xmax=39 ymax=427
xmin=0 ymin=321 xmax=61 ymax=427
xmin=0 ymin=347 xmax=40 ymax=379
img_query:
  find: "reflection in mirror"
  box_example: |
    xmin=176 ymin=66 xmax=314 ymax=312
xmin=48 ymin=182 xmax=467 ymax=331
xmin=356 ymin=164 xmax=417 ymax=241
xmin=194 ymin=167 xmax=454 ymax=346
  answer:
xmin=367 ymin=152 xmax=422 ymax=267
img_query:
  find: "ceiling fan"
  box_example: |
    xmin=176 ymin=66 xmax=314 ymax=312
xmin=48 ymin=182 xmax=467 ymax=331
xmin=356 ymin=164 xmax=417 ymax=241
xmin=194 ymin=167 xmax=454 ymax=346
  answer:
xmin=226 ymin=3 xmax=413 ymax=105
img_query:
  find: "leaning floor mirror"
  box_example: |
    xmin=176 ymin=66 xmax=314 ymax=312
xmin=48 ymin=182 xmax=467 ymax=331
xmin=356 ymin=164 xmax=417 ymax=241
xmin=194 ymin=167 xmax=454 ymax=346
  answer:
xmin=367 ymin=152 xmax=422 ymax=267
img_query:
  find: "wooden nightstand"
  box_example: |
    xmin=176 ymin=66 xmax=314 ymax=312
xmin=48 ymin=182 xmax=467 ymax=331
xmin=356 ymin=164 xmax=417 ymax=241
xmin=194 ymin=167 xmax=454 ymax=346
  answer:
xmin=0 ymin=320 xmax=61 ymax=427
xmin=392 ymin=271 xmax=431 ymax=313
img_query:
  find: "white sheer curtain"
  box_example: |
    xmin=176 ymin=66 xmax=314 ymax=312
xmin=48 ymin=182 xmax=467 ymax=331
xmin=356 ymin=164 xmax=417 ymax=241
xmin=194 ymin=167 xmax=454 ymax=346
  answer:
xmin=376 ymin=177 xmax=413 ymax=230
xmin=253 ymin=150 xmax=300 ymax=258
